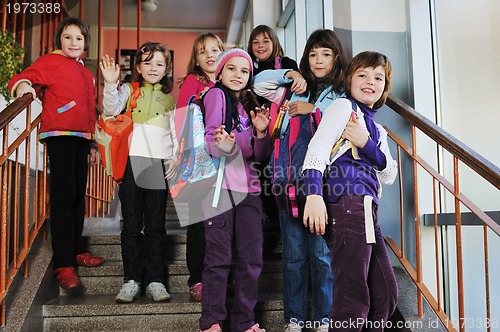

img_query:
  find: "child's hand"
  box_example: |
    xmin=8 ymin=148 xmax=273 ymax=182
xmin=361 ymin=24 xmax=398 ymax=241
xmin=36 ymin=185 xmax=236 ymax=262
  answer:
xmin=89 ymin=148 xmax=100 ymax=167
xmin=342 ymin=116 xmax=369 ymax=148
xmin=302 ymin=194 xmax=328 ymax=235
xmin=288 ymin=101 xmax=314 ymax=116
xmin=16 ymin=82 xmax=36 ymax=100
xmin=163 ymin=159 xmax=177 ymax=179
xmin=250 ymin=105 xmax=270 ymax=137
xmin=100 ymin=55 xmax=120 ymax=84
xmin=214 ymin=125 xmax=235 ymax=153
xmin=288 ymin=71 xmax=307 ymax=94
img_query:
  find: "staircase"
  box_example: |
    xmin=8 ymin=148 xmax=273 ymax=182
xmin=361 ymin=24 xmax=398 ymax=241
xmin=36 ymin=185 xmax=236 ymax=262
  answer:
xmin=16 ymin=197 xmax=431 ymax=332
xmin=40 ymin=200 xmax=285 ymax=332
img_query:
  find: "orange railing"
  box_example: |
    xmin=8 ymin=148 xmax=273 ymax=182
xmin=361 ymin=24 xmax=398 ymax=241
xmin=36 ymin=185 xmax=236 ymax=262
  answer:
xmin=0 ymin=90 xmax=116 ymax=327
xmin=0 ymin=86 xmax=48 ymax=327
xmin=384 ymin=94 xmax=500 ymax=332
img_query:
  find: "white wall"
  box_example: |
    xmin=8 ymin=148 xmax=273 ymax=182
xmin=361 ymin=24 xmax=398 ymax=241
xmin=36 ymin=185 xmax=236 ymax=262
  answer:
xmin=431 ymin=0 xmax=500 ymax=323
xmin=433 ymin=0 xmax=500 ymax=211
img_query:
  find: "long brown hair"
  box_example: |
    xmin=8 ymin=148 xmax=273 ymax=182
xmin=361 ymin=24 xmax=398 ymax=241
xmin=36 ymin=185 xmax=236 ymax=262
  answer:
xmin=246 ymin=25 xmax=284 ymax=62
xmin=299 ymin=29 xmax=349 ymax=95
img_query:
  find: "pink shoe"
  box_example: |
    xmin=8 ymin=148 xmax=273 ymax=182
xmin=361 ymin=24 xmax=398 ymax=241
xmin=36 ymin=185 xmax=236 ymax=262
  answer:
xmin=189 ymin=282 xmax=202 ymax=301
xmin=245 ymin=323 xmax=266 ymax=332
xmin=199 ymin=323 xmax=222 ymax=332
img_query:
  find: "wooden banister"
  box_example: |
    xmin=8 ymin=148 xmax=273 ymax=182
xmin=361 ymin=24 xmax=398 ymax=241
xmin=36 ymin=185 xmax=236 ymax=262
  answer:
xmin=386 ymin=94 xmax=500 ymax=189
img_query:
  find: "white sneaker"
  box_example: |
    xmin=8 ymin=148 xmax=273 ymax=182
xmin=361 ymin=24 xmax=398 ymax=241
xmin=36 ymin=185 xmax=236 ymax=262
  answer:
xmin=313 ymin=324 xmax=329 ymax=332
xmin=284 ymin=322 xmax=302 ymax=332
xmin=115 ymin=280 xmax=140 ymax=303
xmin=146 ymin=282 xmax=171 ymax=302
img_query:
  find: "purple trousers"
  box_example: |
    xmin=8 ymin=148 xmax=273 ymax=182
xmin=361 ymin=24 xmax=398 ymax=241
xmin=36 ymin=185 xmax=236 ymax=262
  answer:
xmin=325 ymin=196 xmax=398 ymax=332
xmin=199 ymin=189 xmax=263 ymax=332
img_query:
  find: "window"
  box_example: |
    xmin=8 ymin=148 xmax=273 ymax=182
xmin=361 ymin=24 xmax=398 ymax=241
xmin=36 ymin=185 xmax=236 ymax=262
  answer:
xmin=306 ymin=0 xmax=323 ymax=35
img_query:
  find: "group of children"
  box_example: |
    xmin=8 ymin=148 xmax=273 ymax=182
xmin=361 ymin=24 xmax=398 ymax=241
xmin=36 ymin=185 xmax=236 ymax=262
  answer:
xmin=8 ymin=16 xmax=398 ymax=332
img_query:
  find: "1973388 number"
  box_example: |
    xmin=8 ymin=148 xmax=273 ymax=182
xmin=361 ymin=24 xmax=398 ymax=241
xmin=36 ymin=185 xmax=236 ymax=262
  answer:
xmin=6 ymin=2 xmax=61 ymax=14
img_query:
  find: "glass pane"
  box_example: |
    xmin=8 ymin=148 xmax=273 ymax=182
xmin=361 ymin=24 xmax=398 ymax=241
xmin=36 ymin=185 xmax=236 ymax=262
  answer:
xmin=284 ymin=12 xmax=296 ymax=61
xmin=306 ymin=0 xmax=323 ymax=34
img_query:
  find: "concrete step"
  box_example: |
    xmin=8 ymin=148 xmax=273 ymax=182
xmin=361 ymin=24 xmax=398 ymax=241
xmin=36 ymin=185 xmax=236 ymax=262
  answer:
xmin=62 ymin=258 xmax=283 ymax=296
xmin=43 ymin=292 xmax=284 ymax=332
xmin=87 ymin=234 xmax=188 ymax=262
xmin=88 ymin=242 xmax=188 ymax=262
xmin=87 ymin=233 xmax=282 ymax=263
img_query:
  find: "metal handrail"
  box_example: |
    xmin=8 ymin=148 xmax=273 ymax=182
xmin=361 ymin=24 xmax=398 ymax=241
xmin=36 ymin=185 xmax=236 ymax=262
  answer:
xmin=386 ymin=95 xmax=500 ymax=190
xmin=0 ymin=88 xmax=116 ymax=326
xmin=384 ymin=94 xmax=499 ymax=332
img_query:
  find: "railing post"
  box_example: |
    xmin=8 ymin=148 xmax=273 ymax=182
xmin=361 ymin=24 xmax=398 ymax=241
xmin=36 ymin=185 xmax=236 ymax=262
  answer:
xmin=453 ymin=157 xmax=465 ymax=332
xmin=0 ymin=160 xmax=8 ymax=327
xmin=411 ymin=125 xmax=424 ymax=317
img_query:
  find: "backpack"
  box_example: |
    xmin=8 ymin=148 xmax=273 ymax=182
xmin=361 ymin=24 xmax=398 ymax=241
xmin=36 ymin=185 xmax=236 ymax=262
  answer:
xmin=271 ymin=89 xmax=345 ymax=218
xmin=95 ymin=82 xmax=140 ymax=183
xmin=288 ymin=98 xmax=358 ymax=218
xmin=281 ymin=106 xmax=322 ymax=218
xmin=169 ymin=86 xmax=233 ymax=207
xmin=267 ymin=56 xmax=294 ymax=146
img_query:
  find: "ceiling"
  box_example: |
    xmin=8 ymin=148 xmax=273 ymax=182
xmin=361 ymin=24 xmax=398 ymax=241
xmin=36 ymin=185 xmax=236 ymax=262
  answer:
xmin=65 ymin=0 xmax=248 ymax=45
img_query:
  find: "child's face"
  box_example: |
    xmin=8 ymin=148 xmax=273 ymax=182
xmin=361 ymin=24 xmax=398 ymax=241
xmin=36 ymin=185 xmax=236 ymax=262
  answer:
xmin=137 ymin=51 xmax=168 ymax=85
xmin=60 ymin=24 xmax=85 ymax=59
xmin=196 ymin=38 xmax=223 ymax=76
xmin=350 ymin=65 xmax=386 ymax=108
xmin=251 ymin=33 xmax=272 ymax=62
xmin=219 ymin=57 xmax=251 ymax=96
xmin=308 ymin=47 xmax=335 ymax=78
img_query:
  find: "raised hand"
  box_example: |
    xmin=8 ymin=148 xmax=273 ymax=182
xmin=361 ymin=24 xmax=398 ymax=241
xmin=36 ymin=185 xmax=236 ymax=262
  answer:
xmin=250 ymin=105 xmax=270 ymax=137
xmin=100 ymin=54 xmax=121 ymax=84
xmin=214 ymin=125 xmax=235 ymax=153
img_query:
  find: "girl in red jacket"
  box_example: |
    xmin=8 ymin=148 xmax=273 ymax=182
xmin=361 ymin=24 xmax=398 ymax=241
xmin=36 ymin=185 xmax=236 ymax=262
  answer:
xmin=8 ymin=17 xmax=104 ymax=291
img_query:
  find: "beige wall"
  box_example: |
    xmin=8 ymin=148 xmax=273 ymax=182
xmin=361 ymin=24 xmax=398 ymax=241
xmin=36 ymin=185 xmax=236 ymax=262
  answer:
xmin=99 ymin=28 xmax=225 ymax=102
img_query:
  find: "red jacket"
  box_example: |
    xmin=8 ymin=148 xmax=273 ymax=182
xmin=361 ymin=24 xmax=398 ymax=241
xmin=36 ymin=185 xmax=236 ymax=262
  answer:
xmin=8 ymin=51 xmax=96 ymax=135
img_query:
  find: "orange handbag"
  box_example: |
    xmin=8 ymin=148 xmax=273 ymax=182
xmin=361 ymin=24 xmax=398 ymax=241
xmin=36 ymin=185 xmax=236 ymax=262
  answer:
xmin=95 ymin=82 xmax=140 ymax=183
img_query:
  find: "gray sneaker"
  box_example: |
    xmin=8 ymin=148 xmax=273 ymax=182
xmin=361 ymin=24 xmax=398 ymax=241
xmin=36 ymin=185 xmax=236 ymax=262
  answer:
xmin=146 ymin=282 xmax=171 ymax=302
xmin=284 ymin=323 xmax=302 ymax=332
xmin=313 ymin=324 xmax=329 ymax=332
xmin=115 ymin=280 xmax=140 ymax=303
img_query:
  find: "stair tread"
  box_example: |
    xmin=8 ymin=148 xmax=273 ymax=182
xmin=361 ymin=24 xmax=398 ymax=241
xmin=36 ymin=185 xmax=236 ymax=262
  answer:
xmin=87 ymin=233 xmax=189 ymax=244
xmin=44 ymin=292 xmax=284 ymax=317
xmin=78 ymin=257 xmax=283 ymax=277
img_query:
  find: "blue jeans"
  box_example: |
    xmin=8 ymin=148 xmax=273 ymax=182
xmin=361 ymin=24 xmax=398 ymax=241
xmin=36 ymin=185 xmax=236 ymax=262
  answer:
xmin=279 ymin=210 xmax=333 ymax=323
